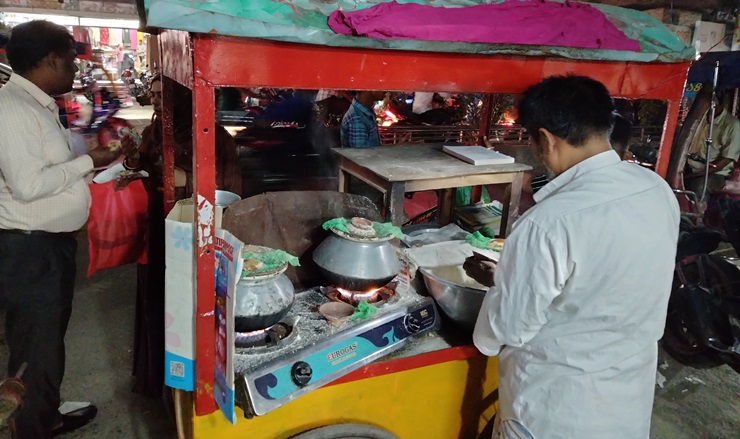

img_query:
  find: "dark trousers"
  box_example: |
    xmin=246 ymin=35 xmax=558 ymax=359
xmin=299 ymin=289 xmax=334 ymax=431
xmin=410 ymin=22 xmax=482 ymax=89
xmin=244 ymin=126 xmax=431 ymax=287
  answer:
xmin=684 ymin=174 xmax=726 ymax=198
xmin=0 ymin=232 xmax=77 ymax=439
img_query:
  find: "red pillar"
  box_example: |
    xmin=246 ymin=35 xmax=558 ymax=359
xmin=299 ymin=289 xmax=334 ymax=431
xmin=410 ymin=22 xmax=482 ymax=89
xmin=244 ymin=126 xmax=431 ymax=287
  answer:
xmin=655 ymin=99 xmax=680 ymax=180
xmin=192 ymin=72 xmax=218 ymax=415
xmin=162 ymin=76 xmax=176 ymax=214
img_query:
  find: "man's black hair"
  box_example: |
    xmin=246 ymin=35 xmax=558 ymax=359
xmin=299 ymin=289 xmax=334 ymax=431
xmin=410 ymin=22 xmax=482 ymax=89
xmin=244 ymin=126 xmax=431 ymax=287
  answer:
xmin=6 ymin=20 xmax=75 ymax=75
xmin=609 ymin=113 xmax=632 ymax=156
xmin=517 ymin=75 xmax=615 ymax=147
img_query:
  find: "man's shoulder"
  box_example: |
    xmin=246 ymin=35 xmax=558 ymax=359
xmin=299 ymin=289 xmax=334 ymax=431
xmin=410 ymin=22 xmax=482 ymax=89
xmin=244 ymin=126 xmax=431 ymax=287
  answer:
xmin=528 ymin=165 xmax=675 ymax=223
xmin=341 ymin=107 xmax=362 ymax=125
xmin=0 ymin=84 xmax=35 ymax=117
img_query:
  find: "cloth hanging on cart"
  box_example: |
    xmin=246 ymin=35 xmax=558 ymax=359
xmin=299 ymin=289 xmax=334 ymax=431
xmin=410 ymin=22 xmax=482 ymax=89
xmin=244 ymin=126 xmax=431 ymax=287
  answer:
xmin=328 ymin=0 xmax=639 ymax=51
xmin=143 ymin=0 xmax=694 ymax=63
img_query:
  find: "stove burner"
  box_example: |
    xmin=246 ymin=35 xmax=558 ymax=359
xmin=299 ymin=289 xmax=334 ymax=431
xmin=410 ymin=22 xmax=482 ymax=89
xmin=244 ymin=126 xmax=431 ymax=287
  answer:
xmin=235 ymin=322 xmax=293 ymax=349
xmin=327 ymin=286 xmax=396 ymax=306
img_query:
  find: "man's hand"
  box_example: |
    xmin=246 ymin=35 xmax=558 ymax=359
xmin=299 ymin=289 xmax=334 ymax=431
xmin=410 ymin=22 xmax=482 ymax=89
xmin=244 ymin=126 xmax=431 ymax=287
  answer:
xmin=120 ymin=135 xmax=139 ymax=159
xmin=482 ymin=136 xmax=494 ymax=149
xmin=463 ymin=252 xmax=497 ymax=287
xmin=87 ymin=146 xmax=120 ymax=168
xmin=121 ymin=135 xmax=141 ymax=166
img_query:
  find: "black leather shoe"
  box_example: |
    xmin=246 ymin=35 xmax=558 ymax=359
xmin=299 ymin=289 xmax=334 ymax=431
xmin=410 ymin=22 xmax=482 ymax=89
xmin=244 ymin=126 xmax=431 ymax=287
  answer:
xmin=51 ymin=404 xmax=98 ymax=436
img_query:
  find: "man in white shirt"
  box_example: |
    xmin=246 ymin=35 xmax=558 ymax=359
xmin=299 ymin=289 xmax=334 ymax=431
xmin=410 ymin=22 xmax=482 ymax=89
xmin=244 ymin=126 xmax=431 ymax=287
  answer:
xmin=0 ymin=21 xmax=117 ymax=438
xmin=465 ymin=75 xmax=679 ymax=439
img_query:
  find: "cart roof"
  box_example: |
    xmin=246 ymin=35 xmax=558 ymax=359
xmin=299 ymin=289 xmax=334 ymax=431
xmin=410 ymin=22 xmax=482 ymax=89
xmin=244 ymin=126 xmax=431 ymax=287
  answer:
xmin=687 ymin=51 xmax=740 ymax=90
xmin=144 ymin=0 xmax=694 ymax=63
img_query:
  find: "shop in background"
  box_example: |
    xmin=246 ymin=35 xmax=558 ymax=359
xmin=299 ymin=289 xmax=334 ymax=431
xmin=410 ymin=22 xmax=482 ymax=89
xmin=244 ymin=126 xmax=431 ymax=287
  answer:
xmin=0 ymin=12 xmax=151 ymax=78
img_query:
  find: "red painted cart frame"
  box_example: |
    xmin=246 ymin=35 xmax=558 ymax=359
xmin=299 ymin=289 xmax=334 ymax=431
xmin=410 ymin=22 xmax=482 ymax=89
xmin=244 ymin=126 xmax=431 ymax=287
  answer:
xmin=158 ymin=30 xmax=691 ymax=415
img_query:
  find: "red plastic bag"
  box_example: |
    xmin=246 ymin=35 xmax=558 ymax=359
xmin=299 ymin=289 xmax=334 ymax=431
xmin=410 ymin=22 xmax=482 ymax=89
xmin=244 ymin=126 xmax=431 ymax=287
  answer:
xmin=87 ymin=180 xmax=148 ymax=277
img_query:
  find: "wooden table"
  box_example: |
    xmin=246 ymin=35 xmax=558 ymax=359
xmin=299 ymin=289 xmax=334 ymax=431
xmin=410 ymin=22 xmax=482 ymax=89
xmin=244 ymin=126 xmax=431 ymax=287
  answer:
xmin=334 ymin=144 xmax=532 ymax=237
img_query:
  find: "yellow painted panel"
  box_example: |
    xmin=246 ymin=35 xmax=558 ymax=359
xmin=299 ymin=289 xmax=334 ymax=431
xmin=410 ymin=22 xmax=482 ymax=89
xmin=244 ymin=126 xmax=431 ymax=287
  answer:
xmin=194 ymin=355 xmax=499 ymax=439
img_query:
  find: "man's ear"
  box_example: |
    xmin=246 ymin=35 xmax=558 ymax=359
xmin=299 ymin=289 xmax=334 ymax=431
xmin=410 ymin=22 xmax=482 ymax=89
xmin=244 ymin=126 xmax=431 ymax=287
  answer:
xmin=44 ymin=52 xmax=60 ymax=70
xmin=538 ymin=128 xmax=557 ymax=156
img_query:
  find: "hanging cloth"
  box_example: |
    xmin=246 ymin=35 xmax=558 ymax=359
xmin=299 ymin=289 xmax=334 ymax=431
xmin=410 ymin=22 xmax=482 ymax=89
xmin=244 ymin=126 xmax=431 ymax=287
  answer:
xmin=100 ymin=28 xmax=110 ymax=47
xmin=109 ymin=28 xmax=123 ymax=47
xmin=129 ymin=30 xmax=138 ymax=49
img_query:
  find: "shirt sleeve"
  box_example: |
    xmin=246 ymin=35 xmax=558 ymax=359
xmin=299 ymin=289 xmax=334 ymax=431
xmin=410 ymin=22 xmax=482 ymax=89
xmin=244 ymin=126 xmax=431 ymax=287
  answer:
xmin=473 ymin=218 xmax=570 ymax=356
xmin=0 ymin=108 xmax=93 ymax=202
xmin=719 ymin=119 xmax=740 ymax=163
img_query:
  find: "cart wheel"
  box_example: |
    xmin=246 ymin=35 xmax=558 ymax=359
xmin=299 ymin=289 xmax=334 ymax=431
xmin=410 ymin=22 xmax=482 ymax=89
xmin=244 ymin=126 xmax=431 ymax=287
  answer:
xmin=291 ymin=423 xmax=400 ymax=439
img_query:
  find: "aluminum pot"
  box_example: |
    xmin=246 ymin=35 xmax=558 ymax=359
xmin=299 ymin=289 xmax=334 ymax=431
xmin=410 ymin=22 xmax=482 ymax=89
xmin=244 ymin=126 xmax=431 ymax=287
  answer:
xmin=215 ymin=190 xmax=241 ymax=208
xmin=234 ymin=246 xmax=295 ymax=332
xmin=313 ymin=218 xmax=401 ymax=291
xmin=419 ymin=266 xmax=486 ymax=330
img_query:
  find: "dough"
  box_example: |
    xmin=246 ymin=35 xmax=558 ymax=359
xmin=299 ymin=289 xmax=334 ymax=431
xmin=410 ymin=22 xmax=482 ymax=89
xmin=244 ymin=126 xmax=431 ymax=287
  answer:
xmin=427 ymin=265 xmax=487 ymax=290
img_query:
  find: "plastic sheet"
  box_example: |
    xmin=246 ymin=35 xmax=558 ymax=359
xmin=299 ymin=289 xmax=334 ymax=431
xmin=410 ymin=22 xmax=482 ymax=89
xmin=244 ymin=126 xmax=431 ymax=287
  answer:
xmin=145 ymin=0 xmax=694 ymax=62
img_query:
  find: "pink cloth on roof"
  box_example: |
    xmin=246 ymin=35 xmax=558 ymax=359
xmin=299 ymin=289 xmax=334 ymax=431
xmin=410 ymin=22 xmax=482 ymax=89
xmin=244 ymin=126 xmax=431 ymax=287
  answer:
xmin=328 ymin=0 xmax=640 ymax=52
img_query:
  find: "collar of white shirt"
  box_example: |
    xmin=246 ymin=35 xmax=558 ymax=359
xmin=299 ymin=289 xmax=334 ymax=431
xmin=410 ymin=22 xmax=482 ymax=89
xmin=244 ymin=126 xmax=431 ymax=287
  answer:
xmin=534 ymin=150 xmax=621 ymax=203
xmin=8 ymin=74 xmax=57 ymax=111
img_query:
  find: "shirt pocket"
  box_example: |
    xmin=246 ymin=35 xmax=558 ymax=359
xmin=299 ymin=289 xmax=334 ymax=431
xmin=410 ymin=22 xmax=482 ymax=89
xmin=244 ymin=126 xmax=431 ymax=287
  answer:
xmin=41 ymin=118 xmax=75 ymax=165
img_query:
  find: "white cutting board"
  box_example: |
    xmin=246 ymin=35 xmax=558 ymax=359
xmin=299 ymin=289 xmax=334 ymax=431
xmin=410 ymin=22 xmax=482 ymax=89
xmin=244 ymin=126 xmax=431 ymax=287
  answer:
xmin=443 ymin=145 xmax=515 ymax=165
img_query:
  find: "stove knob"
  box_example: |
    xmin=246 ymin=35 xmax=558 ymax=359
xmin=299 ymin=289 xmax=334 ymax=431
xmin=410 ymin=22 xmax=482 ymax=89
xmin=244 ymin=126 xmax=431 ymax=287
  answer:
xmin=404 ymin=314 xmax=421 ymax=334
xmin=291 ymin=361 xmax=313 ymax=387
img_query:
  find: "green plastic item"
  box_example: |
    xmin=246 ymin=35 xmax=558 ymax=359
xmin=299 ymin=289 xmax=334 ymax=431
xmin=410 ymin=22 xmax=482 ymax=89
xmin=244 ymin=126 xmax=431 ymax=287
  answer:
xmin=350 ymin=300 xmax=378 ymax=321
xmin=372 ymin=222 xmax=403 ymax=240
xmin=466 ymin=231 xmax=493 ymax=250
xmin=241 ymin=249 xmax=300 ymax=277
xmin=322 ymin=218 xmax=350 ymax=234
xmin=323 ymin=218 xmax=402 ymax=239
xmin=455 ymin=186 xmax=491 ymax=207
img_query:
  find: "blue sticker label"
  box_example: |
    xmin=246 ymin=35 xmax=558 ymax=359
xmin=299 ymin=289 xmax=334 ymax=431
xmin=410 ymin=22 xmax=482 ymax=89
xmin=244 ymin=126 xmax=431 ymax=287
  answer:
xmin=164 ymin=351 xmax=195 ymax=391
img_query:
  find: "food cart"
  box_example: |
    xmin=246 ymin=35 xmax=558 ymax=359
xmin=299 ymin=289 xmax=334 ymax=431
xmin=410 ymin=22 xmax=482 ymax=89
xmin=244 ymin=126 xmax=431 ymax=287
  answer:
xmin=141 ymin=1 xmax=694 ymax=437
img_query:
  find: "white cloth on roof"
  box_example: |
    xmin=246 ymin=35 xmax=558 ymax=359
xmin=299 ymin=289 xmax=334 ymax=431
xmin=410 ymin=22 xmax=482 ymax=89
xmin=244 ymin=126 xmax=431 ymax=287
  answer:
xmin=474 ymin=150 xmax=679 ymax=439
xmin=0 ymin=74 xmax=93 ymax=232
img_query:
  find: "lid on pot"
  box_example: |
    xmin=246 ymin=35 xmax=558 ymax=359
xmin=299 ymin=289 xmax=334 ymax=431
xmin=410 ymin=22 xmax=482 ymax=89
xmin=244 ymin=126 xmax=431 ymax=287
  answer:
xmin=327 ymin=217 xmax=398 ymax=242
xmin=240 ymin=245 xmax=300 ymax=279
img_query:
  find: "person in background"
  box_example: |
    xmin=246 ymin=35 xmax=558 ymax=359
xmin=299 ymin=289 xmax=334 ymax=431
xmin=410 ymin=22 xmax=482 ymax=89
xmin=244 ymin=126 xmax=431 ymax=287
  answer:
xmin=120 ymin=74 xmax=241 ymax=397
xmin=340 ymin=90 xmax=385 ymax=148
xmin=610 ymin=112 xmax=633 ymax=160
xmin=465 ymin=75 xmax=679 ymax=438
xmin=115 ymin=44 xmax=124 ymax=77
xmin=685 ymin=94 xmax=740 ymax=197
xmin=0 ymin=20 xmax=119 ymax=437
xmin=120 ymin=52 xmax=135 ymax=75
xmin=136 ymin=39 xmax=146 ymax=66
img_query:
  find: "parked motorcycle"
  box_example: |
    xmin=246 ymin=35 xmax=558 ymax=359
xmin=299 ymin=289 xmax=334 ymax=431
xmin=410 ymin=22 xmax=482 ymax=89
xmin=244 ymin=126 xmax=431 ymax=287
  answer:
xmin=662 ymin=207 xmax=740 ymax=373
xmin=77 ymin=69 xmax=96 ymax=104
xmin=121 ymin=69 xmax=146 ymax=100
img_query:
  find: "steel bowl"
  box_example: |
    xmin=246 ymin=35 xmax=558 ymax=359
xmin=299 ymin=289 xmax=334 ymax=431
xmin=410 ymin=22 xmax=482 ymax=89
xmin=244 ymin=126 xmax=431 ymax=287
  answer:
xmin=215 ymin=190 xmax=241 ymax=208
xmin=419 ymin=266 xmax=487 ymax=329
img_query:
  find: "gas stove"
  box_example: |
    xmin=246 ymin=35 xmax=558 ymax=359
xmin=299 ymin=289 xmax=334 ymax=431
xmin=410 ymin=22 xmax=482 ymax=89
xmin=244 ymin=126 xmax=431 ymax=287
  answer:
xmin=234 ymin=283 xmax=439 ymax=417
